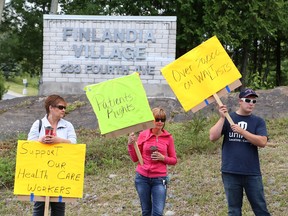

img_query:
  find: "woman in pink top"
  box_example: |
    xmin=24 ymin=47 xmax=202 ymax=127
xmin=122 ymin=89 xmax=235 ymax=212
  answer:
xmin=128 ymin=107 xmax=177 ymax=216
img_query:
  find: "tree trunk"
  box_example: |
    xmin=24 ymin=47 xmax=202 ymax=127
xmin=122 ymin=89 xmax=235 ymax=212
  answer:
xmin=240 ymin=41 xmax=249 ymax=90
xmin=257 ymin=40 xmax=264 ymax=76
xmin=252 ymin=39 xmax=258 ymax=75
xmin=50 ymin=0 xmax=58 ymax=14
xmin=275 ymin=34 xmax=281 ymax=86
xmin=0 ymin=0 xmax=5 ymax=25
xmin=262 ymin=37 xmax=271 ymax=86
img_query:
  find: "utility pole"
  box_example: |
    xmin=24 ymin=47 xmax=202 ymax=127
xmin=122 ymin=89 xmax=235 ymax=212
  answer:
xmin=0 ymin=0 xmax=5 ymax=25
xmin=50 ymin=0 xmax=58 ymax=14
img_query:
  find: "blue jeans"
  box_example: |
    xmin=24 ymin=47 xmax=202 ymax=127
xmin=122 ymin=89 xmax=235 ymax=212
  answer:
xmin=222 ymin=172 xmax=271 ymax=216
xmin=33 ymin=201 xmax=65 ymax=216
xmin=135 ymin=172 xmax=167 ymax=216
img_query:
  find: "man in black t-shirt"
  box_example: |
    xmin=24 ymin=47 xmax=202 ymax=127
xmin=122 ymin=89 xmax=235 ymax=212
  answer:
xmin=209 ymin=88 xmax=271 ymax=216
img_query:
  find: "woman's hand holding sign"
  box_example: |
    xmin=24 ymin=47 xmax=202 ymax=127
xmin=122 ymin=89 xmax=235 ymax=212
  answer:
xmin=128 ymin=132 xmax=143 ymax=165
xmin=128 ymin=132 xmax=137 ymax=144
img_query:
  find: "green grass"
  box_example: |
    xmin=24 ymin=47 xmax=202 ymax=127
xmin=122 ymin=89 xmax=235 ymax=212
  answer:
xmin=4 ymin=74 xmax=39 ymax=96
xmin=0 ymin=117 xmax=288 ymax=215
xmin=6 ymin=81 xmax=38 ymax=96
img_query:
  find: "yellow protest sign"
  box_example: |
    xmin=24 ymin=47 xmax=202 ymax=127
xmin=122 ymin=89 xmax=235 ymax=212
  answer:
xmin=161 ymin=36 xmax=242 ymax=111
xmin=84 ymin=72 xmax=154 ymax=136
xmin=14 ymin=141 xmax=86 ymax=198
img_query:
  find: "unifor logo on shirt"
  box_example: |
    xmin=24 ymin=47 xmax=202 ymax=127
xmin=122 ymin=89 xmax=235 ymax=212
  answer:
xmin=228 ymin=121 xmax=249 ymax=142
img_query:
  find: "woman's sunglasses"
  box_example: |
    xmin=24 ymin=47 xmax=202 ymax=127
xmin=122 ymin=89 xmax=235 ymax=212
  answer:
xmin=55 ymin=105 xmax=66 ymax=110
xmin=155 ymin=118 xmax=166 ymax=122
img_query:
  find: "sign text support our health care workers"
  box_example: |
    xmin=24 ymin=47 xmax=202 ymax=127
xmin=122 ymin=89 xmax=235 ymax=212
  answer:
xmin=161 ymin=36 xmax=242 ymax=111
xmin=14 ymin=141 xmax=86 ymax=198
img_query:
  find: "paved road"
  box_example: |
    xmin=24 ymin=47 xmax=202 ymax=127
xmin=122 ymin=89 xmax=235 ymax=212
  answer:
xmin=2 ymin=90 xmax=24 ymax=100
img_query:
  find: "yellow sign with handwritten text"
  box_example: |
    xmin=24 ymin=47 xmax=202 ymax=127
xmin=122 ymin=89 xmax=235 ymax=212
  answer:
xmin=84 ymin=72 xmax=154 ymax=136
xmin=14 ymin=141 xmax=86 ymax=198
xmin=161 ymin=36 xmax=242 ymax=111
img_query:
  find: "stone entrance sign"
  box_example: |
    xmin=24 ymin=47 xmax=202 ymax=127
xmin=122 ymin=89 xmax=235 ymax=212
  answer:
xmin=40 ymin=15 xmax=177 ymax=97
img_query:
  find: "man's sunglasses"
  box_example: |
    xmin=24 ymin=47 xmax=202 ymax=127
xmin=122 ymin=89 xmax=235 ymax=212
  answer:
xmin=155 ymin=118 xmax=166 ymax=122
xmin=55 ymin=105 xmax=66 ymax=110
xmin=240 ymin=98 xmax=257 ymax=104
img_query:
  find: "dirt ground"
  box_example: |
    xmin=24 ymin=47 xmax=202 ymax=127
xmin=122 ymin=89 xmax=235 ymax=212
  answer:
xmin=0 ymin=86 xmax=288 ymax=141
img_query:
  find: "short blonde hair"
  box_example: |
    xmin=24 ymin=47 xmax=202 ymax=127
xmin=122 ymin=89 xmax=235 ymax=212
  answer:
xmin=152 ymin=107 xmax=166 ymax=120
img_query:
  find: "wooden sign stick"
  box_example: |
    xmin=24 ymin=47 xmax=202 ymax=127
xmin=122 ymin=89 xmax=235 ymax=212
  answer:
xmin=133 ymin=142 xmax=144 ymax=165
xmin=213 ymin=93 xmax=234 ymax=125
xmin=213 ymin=93 xmax=274 ymax=147
xmin=44 ymin=196 xmax=50 ymax=216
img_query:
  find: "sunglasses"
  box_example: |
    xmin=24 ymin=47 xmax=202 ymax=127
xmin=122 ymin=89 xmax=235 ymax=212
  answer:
xmin=155 ymin=118 xmax=166 ymax=122
xmin=55 ymin=105 xmax=66 ymax=110
xmin=240 ymin=98 xmax=257 ymax=104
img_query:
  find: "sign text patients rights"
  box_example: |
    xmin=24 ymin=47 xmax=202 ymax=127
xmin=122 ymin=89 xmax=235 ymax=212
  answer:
xmin=14 ymin=141 xmax=86 ymax=198
xmin=85 ymin=72 xmax=154 ymax=135
xmin=161 ymin=36 xmax=242 ymax=111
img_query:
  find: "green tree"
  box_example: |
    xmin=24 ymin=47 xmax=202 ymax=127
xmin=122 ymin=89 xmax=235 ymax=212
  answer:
xmin=59 ymin=0 xmax=176 ymax=16
xmin=0 ymin=0 xmax=48 ymax=77
xmin=50 ymin=0 xmax=58 ymax=14
xmin=174 ymin=0 xmax=206 ymax=57
xmin=0 ymin=0 xmax=5 ymax=25
xmin=201 ymin=0 xmax=288 ymax=88
xmin=1 ymin=0 xmax=288 ymax=90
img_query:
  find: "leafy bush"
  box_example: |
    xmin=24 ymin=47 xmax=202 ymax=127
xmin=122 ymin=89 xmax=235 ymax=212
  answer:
xmin=248 ymin=71 xmax=274 ymax=90
xmin=166 ymin=114 xmax=220 ymax=156
xmin=0 ymin=157 xmax=15 ymax=189
xmin=0 ymin=140 xmax=17 ymax=189
xmin=77 ymin=129 xmax=130 ymax=174
xmin=66 ymin=100 xmax=87 ymax=114
xmin=17 ymin=133 xmax=28 ymax=140
xmin=6 ymin=72 xmax=39 ymax=89
xmin=1 ymin=117 xmax=287 ymax=189
xmin=78 ymin=115 xmax=221 ymax=176
xmin=0 ymin=72 xmax=8 ymax=100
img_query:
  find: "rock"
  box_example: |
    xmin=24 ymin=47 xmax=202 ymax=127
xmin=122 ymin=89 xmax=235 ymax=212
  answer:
xmin=109 ymin=174 xmax=117 ymax=179
xmin=0 ymin=87 xmax=288 ymax=141
xmin=165 ymin=210 xmax=176 ymax=216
